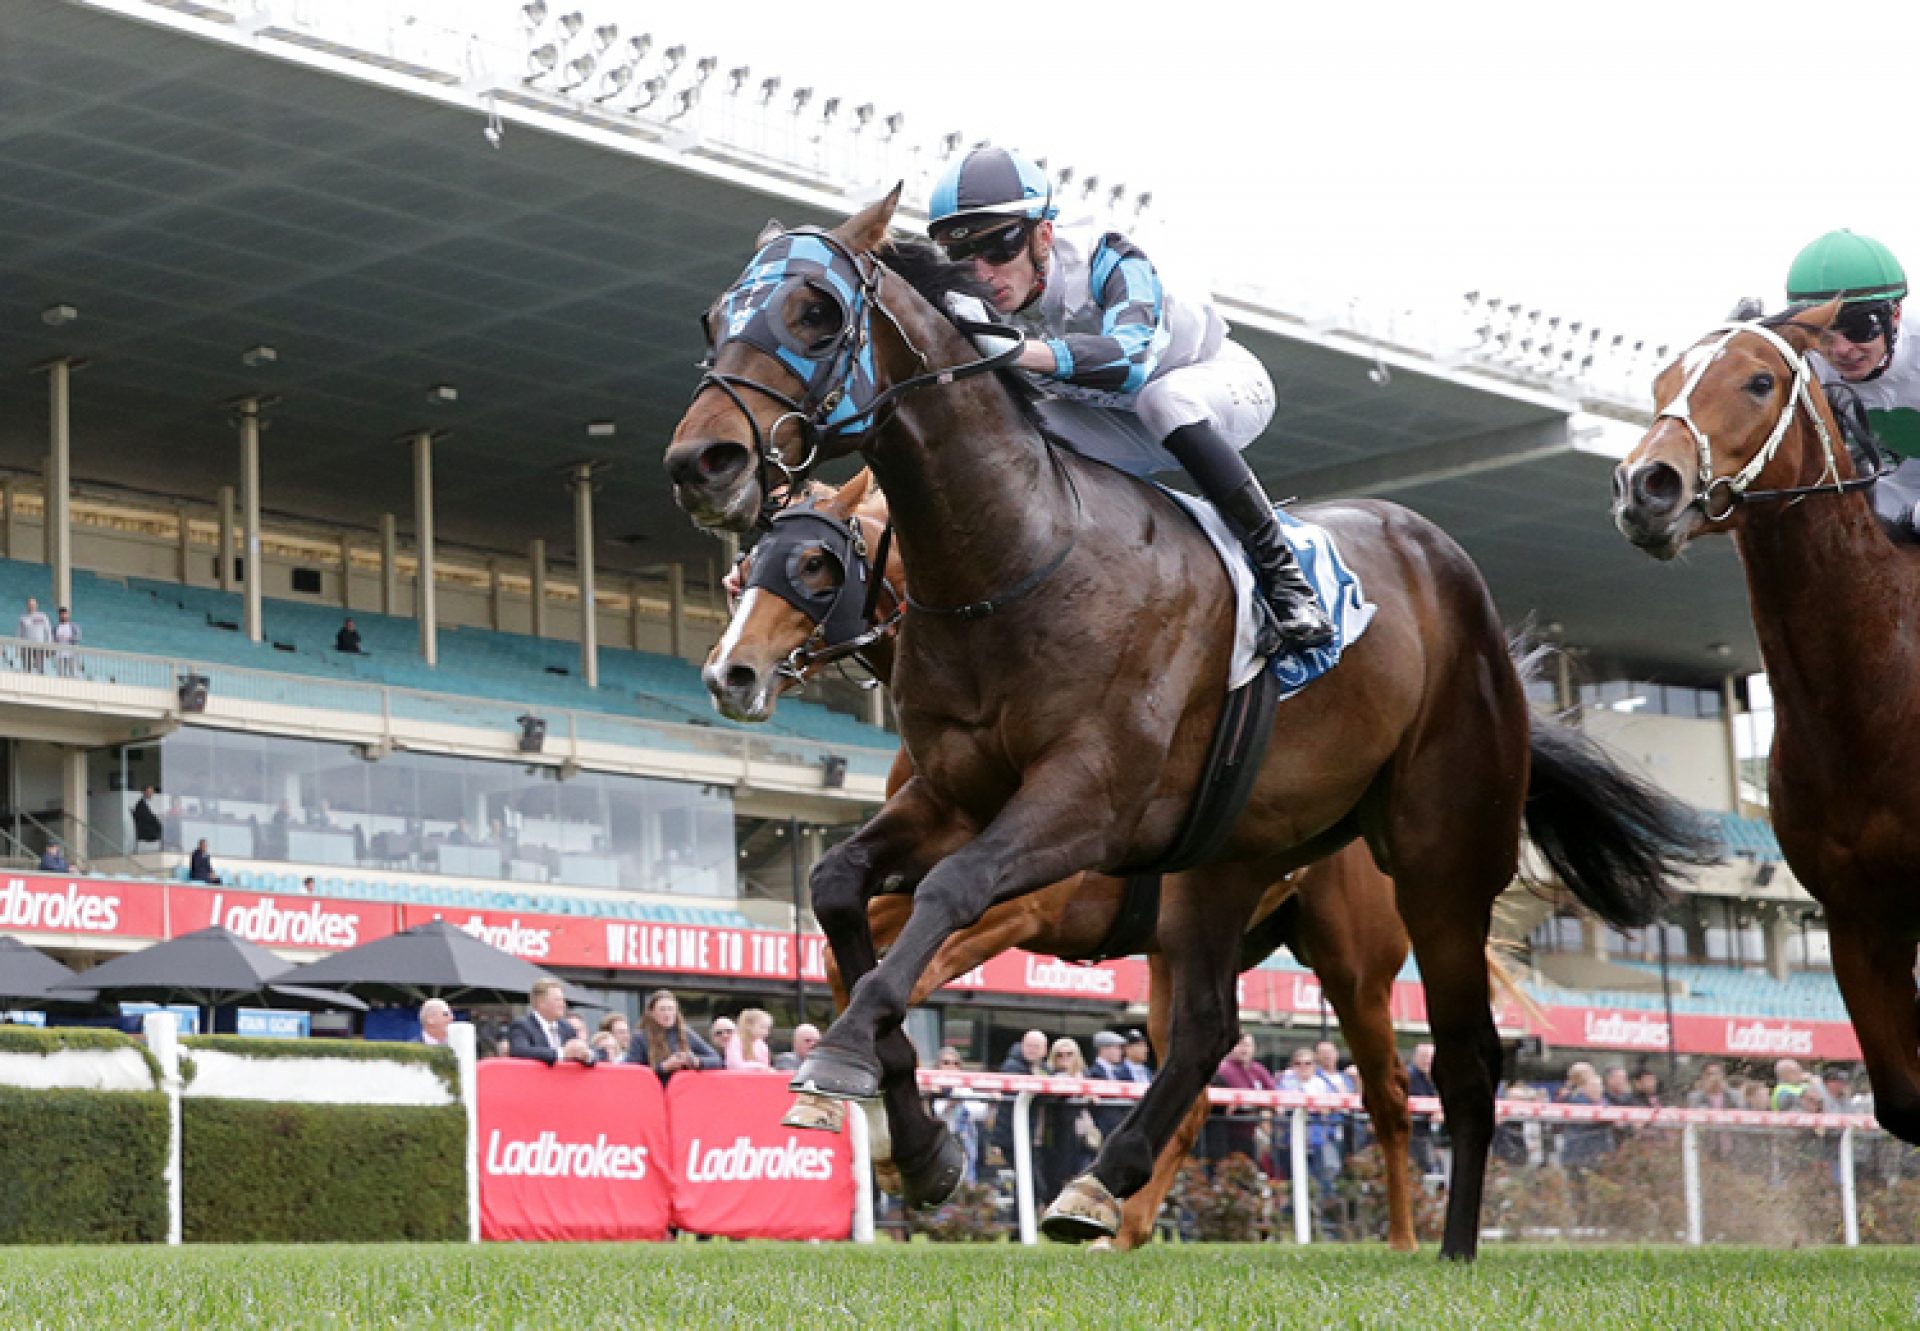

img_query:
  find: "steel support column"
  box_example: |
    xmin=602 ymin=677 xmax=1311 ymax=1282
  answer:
xmin=238 ymin=398 xmax=264 ymax=645
xmin=572 ymin=463 xmax=600 ymax=688
xmin=413 ymin=431 xmax=438 ymax=667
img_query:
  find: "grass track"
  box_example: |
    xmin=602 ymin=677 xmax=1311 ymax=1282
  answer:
xmin=1 ymin=1243 xmax=1915 ymax=1330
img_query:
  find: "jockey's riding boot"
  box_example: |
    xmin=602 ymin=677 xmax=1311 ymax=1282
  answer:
xmin=1161 ymin=421 xmax=1336 ymax=656
xmin=1217 ymin=477 xmax=1338 ymax=655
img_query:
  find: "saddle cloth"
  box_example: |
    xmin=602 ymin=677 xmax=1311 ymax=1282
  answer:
xmin=1158 ymin=488 xmax=1377 ymax=693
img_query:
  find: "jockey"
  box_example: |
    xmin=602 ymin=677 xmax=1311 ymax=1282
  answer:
xmin=1785 ymin=230 xmax=1920 ymax=532
xmin=928 ymin=146 xmax=1334 ymax=654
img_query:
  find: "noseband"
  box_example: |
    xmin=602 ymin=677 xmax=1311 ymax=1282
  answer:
xmin=740 ymin=500 xmax=901 ymax=684
xmin=1653 ymin=320 xmax=1881 ymax=521
xmin=694 ymin=227 xmax=1029 ymax=527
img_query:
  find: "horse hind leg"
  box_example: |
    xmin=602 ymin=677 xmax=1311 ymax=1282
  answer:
xmin=1108 ymin=955 xmax=1205 ymax=1251
xmin=1826 ymin=909 xmax=1920 ymax=1144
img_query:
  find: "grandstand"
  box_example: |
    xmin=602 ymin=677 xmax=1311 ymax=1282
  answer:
xmin=0 ymin=0 xmax=1844 ymax=1070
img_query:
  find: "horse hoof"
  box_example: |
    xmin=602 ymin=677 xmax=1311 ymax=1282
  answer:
xmin=781 ymin=1092 xmax=847 ymax=1134
xmin=874 ymin=1159 xmax=904 ymax=1196
xmin=1039 ymin=1176 xmax=1121 ymax=1244
xmin=900 ymin=1130 xmax=966 ymax=1211
xmin=1087 ymin=1238 xmax=1117 ymax=1253
xmin=788 ymin=1048 xmax=882 ymax=1101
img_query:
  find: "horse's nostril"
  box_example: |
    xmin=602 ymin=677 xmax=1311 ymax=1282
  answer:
xmin=724 ymin=664 xmax=759 ymax=695
xmin=1632 ymin=462 xmax=1684 ymax=513
xmin=700 ymin=441 xmax=749 ymax=480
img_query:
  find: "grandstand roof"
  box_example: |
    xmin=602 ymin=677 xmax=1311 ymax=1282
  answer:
xmin=0 ymin=1 xmax=1758 ymax=680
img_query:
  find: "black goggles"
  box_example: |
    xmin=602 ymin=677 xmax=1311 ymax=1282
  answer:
xmin=1830 ymin=302 xmax=1894 ymax=347
xmin=940 ymin=221 xmax=1031 ymax=266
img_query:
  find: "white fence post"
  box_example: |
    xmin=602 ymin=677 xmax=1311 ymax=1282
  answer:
xmin=848 ymin=1100 xmax=875 ymax=1243
xmin=1681 ymin=1121 xmax=1702 ymax=1246
xmin=1840 ymin=1126 xmax=1859 ymax=1248
xmin=1290 ymin=1105 xmax=1311 ymax=1245
xmin=142 ymin=1011 xmax=183 ymax=1246
xmin=450 ymin=1021 xmax=480 ymax=1244
xmin=1012 ymin=1090 xmax=1037 ymax=1245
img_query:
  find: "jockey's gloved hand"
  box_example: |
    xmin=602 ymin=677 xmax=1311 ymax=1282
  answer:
xmin=942 ymin=292 xmax=1021 ymax=361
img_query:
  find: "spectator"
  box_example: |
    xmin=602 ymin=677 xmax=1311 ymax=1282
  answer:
xmin=708 ymin=1015 xmax=737 ymax=1062
xmin=1212 ymin=1034 xmax=1280 ymax=1167
xmin=37 ymin=840 xmax=70 ymax=873
xmin=1630 ymin=1066 xmax=1662 ymax=1107
xmin=630 ymin=989 xmax=720 ymax=1079
xmin=1687 ymin=1061 xmax=1735 ymax=1111
xmin=1557 ymin=1064 xmax=1612 ymax=1180
xmin=932 ymin=1046 xmax=987 ymax=1186
xmin=728 ymin=1008 xmax=774 ymax=1070
xmin=773 ymin=1022 xmax=820 ymax=1072
xmin=1771 ymin=1059 xmax=1813 ymax=1111
xmin=419 ymin=998 xmax=453 ymax=1046
xmin=1036 ymin=1037 xmax=1100 ymax=1206
xmin=16 ymin=596 xmax=50 ymax=671
xmin=1491 ymin=1084 xmax=1542 ymax=1167
xmin=52 ymin=606 xmax=79 ymax=676
xmin=1408 ymin=1042 xmax=1440 ymax=1176
xmin=188 ymin=838 xmax=221 ymax=884
xmin=1823 ymin=1067 xmax=1865 ymax=1114
xmin=1743 ymin=1080 xmax=1774 ymax=1113
xmin=988 ymin=1030 xmax=1049 ymax=1169
xmin=131 ymin=786 xmax=163 ymax=850
xmin=1314 ymin=1039 xmax=1357 ymax=1168
xmin=595 ymin=1012 xmax=632 ymax=1064
xmin=1278 ymin=1044 xmax=1342 ymax=1227
xmin=335 ymin=618 xmax=363 ymax=654
xmin=1121 ymin=1028 xmax=1154 ymax=1082
xmin=299 ymin=876 xmax=316 ymax=894
xmin=1085 ymin=1030 xmax=1134 ymax=1140
xmin=508 ymin=978 xmax=598 ymax=1066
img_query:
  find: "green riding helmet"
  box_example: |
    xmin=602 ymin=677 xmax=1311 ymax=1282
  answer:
xmin=1785 ymin=229 xmax=1908 ymax=304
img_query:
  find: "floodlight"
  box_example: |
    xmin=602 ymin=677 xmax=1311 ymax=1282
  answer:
xmin=526 ymin=42 xmax=558 ymax=77
xmin=594 ymin=64 xmax=633 ymax=100
xmin=592 ymin=23 xmax=618 ymax=52
xmin=728 ymin=66 xmax=750 ymax=95
xmin=558 ymin=53 xmax=595 ymax=91
xmin=759 ymin=76 xmax=781 ymax=103
xmin=556 ymin=11 xmax=583 ymax=39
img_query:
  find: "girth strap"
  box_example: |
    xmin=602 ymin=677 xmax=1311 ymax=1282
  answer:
xmin=1125 ymin=665 xmax=1285 ymax=877
xmin=1071 ymin=872 xmax=1164 ymax=963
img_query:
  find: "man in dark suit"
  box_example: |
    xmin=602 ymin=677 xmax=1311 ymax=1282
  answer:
xmin=131 ymin=787 xmax=164 ymax=850
xmin=1084 ymin=1031 xmax=1136 ymax=1140
xmin=508 ymin=977 xmax=598 ymax=1066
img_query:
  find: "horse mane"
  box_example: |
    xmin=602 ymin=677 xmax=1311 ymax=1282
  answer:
xmin=876 ymin=236 xmax=1046 ymax=422
xmin=1760 ymin=304 xmax=1830 ymax=339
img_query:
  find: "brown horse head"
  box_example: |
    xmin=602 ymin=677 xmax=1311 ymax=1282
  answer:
xmin=665 ymin=189 xmax=904 ymax=533
xmin=703 ymin=470 xmax=899 ymax=722
xmin=1612 ymin=301 xmax=1846 ymax=559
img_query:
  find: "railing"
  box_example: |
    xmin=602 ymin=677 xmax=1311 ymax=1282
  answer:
xmin=908 ymin=1071 xmax=1900 ymax=1248
xmin=0 ymin=634 xmax=895 ymax=786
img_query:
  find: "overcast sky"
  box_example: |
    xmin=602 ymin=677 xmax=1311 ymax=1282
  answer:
xmin=636 ymin=0 xmax=1919 ymax=355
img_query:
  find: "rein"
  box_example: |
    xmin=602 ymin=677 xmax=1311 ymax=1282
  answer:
xmin=1655 ymin=320 xmax=1888 ymax=521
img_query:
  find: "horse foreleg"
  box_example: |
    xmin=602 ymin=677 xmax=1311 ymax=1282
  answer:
xmin=1826 ymin=908 xmax=1920 ymax=1144
xmin=1110 ymin=954 xmax=1202 ymax=1251
xmin=1044 ymin=868 xmax=1268 ymax=1243
xmin=793 ymin=779 xmax=973 ymax=1150
xmin=802 ymin=762 xmax=1119 ymax=1100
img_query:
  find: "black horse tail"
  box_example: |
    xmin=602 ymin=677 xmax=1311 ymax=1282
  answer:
xmin=1523 ymin=710 xmax=1721 ymax=930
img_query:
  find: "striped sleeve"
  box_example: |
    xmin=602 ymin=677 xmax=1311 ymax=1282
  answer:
xmin=1042 ymin=233 xmax=1170 ymax=393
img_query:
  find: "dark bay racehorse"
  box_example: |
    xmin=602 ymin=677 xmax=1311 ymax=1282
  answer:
xmin=714 ymin=469 xmax=1474 ymax=1251
xmin=1613 ymin=303 xmax=1920 ymax=1147
xmin=666 ymin=191 xmax=1711 ymax=1258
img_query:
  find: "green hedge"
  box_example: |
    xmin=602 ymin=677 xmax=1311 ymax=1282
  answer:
xmin=181 ymin=1035 xmax=459 ymax=1098
xmin=0 ymin=1086 xmax=169 ymax=1243
xmin=183 ymin=1099 xmax=466 ymax=1242
xmin=0 ymin=1025 xmax=162 ymax=1085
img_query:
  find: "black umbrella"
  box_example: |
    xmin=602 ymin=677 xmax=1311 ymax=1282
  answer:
xmin=47 ymin=926 xmax=366 ymax=1012
xmin=0 ymin=935 xmax=93 ymax=1007
xmin=276 ymin=919 xmax=590 ymax=1005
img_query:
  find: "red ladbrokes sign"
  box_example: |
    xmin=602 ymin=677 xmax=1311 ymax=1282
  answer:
xmin=477 ymin=1061 xmax=672 ymax=1241
xmin=666 ymin=1071 xmax=853 ymax=1241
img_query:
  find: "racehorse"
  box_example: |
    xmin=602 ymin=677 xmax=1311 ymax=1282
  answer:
xmin=665 ymin=190 xmax=1712 ymax=1258
xmin=715 ymin=468 xmax=1457 ymax=1251
xmin=1612 ymin=303 xmax=1920 ymax=1148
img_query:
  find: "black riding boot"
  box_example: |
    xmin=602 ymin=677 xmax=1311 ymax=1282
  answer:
xmin=1163 ymin=422 xmax=1336 ymax=657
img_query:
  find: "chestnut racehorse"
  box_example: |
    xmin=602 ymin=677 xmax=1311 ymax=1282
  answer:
xmin=716 ymin=469 xmax=1442 ymax=1251
xmin=666 ymin=192 xmax=1711 ymax=1258
xmin=1613 ymin=303 xmax=1920 ymax=1148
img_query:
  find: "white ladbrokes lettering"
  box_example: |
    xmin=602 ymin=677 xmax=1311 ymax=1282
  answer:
xmin=684 ymin=1135 xmax=835 ymax=1183
xmin=485 ymin=1130 xmax=648 ymax=1180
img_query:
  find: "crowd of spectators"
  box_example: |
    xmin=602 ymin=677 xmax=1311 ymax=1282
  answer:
xmin=484 ymin=984 xmax=817 ymax=1080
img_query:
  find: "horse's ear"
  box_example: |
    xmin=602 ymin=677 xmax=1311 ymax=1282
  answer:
xmin=828 ymin=468 xmax=874 ymax=518
xmin=1778 ymin=299 xmax=1839 ymax=355
xmin=838 ymin=184 xmax=903 ymax=254
xmin=756 ymin=218 xmax=785 ymax=248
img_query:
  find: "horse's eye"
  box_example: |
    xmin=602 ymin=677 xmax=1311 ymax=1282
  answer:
xmin=801 ymin=554 xmax=827 ymax=575
xmin=1744 ymin=372 xmax=1775 ymax=396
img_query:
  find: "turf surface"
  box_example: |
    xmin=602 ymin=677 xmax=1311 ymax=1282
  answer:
xmin=1 ymin=1243 xmax=1914 ymax=1329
